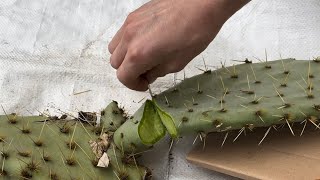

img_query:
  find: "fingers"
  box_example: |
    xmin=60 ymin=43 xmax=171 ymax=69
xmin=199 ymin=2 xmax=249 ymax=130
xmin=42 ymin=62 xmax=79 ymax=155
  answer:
xmin=108 ymin=3 xmax=148 ymax=54
xmin=108 ymin=26 xmax=124 ymax=54
xmin=144 ymin=64 xmax=170 ymax=84
xmin=108 ymin=11 xmax=135 ymax=54
xmin=109 ymin=15 xmax=139 ymax=68
xmin=117 ymin=68 xmax=149 ymax=91
xmin=110 ymin=38 xmax=127 ymax=69
xmin=116 ymin=50 xmax=151 ymax=91
xmin=113 ymin=38 xmax=197 ymax=91
xmin=116 ymin=53 xmax=188 ymax=91
xmin=142 ymin=59 xmax=187 ymax=86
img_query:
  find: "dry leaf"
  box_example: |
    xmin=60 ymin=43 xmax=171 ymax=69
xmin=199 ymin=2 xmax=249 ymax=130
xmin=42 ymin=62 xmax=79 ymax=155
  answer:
xmin=97 ymin=152 xmax=110 ymax=168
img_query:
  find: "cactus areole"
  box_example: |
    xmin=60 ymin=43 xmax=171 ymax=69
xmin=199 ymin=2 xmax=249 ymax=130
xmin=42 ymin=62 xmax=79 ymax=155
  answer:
xmin=1 ymin=58 xmax=320 ymax=179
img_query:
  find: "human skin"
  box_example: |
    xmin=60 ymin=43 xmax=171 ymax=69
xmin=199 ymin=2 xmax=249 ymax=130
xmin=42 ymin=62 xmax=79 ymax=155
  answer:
xmin=108 ymin=0 xmax=250 ymax=91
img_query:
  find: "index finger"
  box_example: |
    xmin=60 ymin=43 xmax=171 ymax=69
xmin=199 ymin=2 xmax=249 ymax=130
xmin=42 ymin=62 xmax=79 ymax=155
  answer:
xmin=116 ymin=53 xmax=151 ymax=91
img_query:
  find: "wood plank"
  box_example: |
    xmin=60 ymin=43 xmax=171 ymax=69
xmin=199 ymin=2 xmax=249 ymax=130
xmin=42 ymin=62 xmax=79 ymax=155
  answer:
xmin=187 ymin=126 xmax=320 ymax=180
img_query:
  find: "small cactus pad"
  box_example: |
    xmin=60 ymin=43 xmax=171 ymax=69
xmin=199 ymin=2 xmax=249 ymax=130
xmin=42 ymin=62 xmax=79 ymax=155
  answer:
xmin=100 ymin=101 xmax=127 ymax=132
xmin=0 ymin=103 xmax=149 ymax=179
xmin=113 ymin=58 xmax=320 ymax=152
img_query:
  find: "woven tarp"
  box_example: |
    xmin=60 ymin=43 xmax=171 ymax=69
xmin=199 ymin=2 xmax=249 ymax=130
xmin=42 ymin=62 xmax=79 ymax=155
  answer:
xmin=0 ymin=0 xmax=319 ymax=179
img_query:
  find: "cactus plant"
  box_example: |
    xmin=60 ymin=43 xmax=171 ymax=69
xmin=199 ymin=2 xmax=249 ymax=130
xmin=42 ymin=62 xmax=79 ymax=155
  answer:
xmin=0 ymin=101 xmax=150 ymax=179
xmin=113 ymin=58 xmax=320 ymax=153
xmin=1 ymin=58 xmax=320 ymax=179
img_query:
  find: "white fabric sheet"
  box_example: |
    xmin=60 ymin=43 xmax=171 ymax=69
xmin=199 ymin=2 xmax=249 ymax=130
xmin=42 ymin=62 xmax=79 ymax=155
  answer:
xmin=0 ymin=0 xmax=319 ymax=179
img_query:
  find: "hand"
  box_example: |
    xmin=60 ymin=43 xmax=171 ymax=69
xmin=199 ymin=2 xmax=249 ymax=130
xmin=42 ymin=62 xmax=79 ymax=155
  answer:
xmin=108 ymin=0 xmax=249 ymax=91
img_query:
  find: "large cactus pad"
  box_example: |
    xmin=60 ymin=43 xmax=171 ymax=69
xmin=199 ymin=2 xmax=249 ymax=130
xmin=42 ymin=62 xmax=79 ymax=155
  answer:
xmin=114 ymin=58 xmax=320 ymax=152
xmin=0 ymin=102 xmax=149 ymax=179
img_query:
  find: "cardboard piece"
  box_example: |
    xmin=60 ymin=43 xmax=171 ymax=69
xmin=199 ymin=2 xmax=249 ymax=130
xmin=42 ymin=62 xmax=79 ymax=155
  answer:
xmin=187 ymin=126 xmax=320 ymax=180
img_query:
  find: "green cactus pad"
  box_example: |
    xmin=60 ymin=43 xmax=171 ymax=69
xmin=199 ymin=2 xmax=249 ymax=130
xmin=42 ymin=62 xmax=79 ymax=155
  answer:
xmin=2 ymin=58 xmax=320 ymax=179
xmin=0 ymin=102 xmax=149 ymax=180
xmin=114 ymin=58 xmax=320 ymax=152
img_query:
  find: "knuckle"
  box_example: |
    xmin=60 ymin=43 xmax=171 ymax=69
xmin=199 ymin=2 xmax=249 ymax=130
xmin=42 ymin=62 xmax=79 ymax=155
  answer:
xmin=124 ymin=12 xmax=136 ymax=26
xmin=127 ymin=47 xmax=143 ymax=63
xmin=127 ymin=12 xmax=136 ymax=21
xmin=123 ymin=24 xmax=136 ymax=40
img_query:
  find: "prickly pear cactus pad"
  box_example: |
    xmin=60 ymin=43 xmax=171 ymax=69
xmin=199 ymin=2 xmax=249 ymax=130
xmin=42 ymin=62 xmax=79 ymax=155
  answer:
xmin=2 ymin=58 xmax=320 ymax=179
xmin=113 ymin=58 xmax=320 ymax=152
xmin=0 ymin=101 xmax=149 ymax=179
